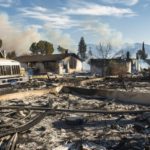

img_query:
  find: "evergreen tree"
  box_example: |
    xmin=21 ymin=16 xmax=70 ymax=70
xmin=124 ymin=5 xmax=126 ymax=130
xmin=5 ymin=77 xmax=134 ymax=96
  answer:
xmin=44 ymin=41 xmax=54 ymax=55
xmin=142 ymin=42 xmax=145 ymax=52
xmin=29 ymin=42 xmax=38 ymax=54
xmin=6 ymin=51 xmax=16 ymax=59
xmin=138 ymin=49 xmax=147 ymax=60
xmin=78 ymin=37 xmax=87 ymax=60
xmin=127 ymin=51 xmax=130 ymax=59
xmin=57 ymin=45 xmax=67 ymax=54
xmin=29 ymin=41 xmax=54 ymax=55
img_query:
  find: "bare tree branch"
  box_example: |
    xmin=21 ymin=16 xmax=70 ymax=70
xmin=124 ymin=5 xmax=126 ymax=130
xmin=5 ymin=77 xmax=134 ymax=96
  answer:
xmin=112 ymin=49 xmax=123 ymax=59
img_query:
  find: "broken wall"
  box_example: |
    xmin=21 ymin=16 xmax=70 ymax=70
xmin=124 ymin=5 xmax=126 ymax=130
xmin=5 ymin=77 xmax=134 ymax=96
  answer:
xmin=21 ymin=62 xmax=60 ymax=74
xmin=90 ymin=59 xmax=131 ymax=75
xmin=62 ymin=56 xmax=83 ymax=73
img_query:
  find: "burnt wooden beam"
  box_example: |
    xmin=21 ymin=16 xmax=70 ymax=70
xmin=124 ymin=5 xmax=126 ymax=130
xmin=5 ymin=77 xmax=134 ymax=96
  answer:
xmin=1 ymin=105 xmax=150 ymax=114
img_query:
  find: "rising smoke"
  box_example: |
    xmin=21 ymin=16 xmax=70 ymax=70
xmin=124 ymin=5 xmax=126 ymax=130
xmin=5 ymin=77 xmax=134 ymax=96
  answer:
xmin=0 ymin=14 xmax=41 ymax=54
xmin=0 ymin=14 xmax=78 ymax=55
xmin=26 ymin=69 xmax=34 ymax=77
xmin=138 ymin=60 xmax=149 ymax=69
xmin=44 ymin=23 xmax=78 ymax=53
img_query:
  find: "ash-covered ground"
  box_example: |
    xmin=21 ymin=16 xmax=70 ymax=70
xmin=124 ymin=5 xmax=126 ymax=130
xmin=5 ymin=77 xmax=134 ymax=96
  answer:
xmin=0 ymin=73 xmax=150 ymax=149
xmin=0 ymin=91 xmax=150 ymax=150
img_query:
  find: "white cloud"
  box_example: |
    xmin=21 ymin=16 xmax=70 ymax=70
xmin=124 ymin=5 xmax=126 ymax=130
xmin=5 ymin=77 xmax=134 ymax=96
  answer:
xmin=33 ymin=6 xmax=47 ymax=12
xmin=17 ymin=7 xmax=79 ymax=29
xmin=0 ymin=13 xmax=78 ymax=54
xmin=102 ymin=0 xmax=139 ymax=6
xmin=63 ymin=1 xmax=137 ymax=17
xmin=143 ymin=4 xmax=148 ymax=7
xmin=78 ymin=22 xmax=134 ymax=47
xmin=0 ymin=3 xmax=10 ymax=7
xmin=59 ymin=7 xmax=67 ymax=10
xmin=124 ymin=13 xmax=138 ymax=17
xmin=0 ymin=0 xmax=20 ymax=7
xmin=0 ymin=0 xmax=12 ymax=3
xmin=28 ymin=24 xmax=43 ymax=29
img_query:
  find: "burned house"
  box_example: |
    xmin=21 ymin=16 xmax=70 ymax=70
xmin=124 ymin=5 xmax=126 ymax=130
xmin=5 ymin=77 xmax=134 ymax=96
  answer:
xmin=90 ymin=52 xmax=141 ymax=75
xmin=13 ymin=50 xmax=83 ymax=74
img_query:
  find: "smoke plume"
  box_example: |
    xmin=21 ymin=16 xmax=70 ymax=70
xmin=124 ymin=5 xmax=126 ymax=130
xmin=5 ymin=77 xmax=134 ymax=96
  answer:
xmin=44 ymin=23 xmax=78 ymax=53
xmin=138 ymin=60 xmax=149 ymax=69
xmin=0 ymin=14 xmax=41 ymax=54
xmin=0 ymin=14 xmax=78 ymax=55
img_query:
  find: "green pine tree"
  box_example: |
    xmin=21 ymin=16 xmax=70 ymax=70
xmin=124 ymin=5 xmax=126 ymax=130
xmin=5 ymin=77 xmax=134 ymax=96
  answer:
xmin=57 ymin=45 xmax=67 ymax=54
xmin=78 ymin=37 xmax=87 ymax=60
xmin=29 ymin=41 xmax=54 ymax=55
xmin=142 ymin=42 xmax=145 ymax=52
xmin=6 ymin=51 xmax=16 ymax=59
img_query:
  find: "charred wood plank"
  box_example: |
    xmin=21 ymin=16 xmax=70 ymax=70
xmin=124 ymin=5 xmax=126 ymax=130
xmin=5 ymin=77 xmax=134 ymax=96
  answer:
xmin=123 ymin=80 xmax=128 ymax=91
xmin=1 ymin=106 xmax=150 ymax=114
xmin=0 ymin=106 xmax=57 ymax=138
xmin=5 ymin=133 xmax=18 ymax=150
xmin=99 ymin=99 xmax=115 ymax=109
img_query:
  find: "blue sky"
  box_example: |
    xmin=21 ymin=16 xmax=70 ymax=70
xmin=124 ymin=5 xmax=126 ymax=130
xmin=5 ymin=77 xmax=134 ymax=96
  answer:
xmin=0 ymin=0 xmax=150 ymax=54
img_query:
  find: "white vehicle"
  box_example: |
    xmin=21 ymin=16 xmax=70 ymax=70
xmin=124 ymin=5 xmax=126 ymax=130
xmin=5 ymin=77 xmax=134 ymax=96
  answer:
xmin=0 ymin=58 xmax=28 ymax=85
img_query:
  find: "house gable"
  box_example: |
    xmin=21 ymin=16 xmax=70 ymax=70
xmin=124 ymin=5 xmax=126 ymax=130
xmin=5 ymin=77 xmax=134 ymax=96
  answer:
xmin=13 ymin=53 xmax=83 ymax=63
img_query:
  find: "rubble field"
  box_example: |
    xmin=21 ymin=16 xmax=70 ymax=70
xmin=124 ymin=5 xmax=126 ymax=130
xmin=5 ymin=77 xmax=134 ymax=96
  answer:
xmin=1 ymin=91 xmax=150 ymax=150
xmin=0 ymin=72 xmax=149 ymax=96
xmin=76 ymin=79 xmax=150 ymax=93
xmin=0 ymin=73 xmax=150 ymax=150
xmin=0 ymin=76 xmax=91 ymax=96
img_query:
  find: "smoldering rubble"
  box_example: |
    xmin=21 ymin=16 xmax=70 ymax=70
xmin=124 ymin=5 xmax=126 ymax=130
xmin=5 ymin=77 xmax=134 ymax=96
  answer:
xmin=0 ymin=72 xmax=150 ymax=150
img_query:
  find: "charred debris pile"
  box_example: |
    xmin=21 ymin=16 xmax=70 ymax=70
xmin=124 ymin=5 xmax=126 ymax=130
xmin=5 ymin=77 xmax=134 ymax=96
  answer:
xmin=0 ymin=73 xmax=150 ymax=149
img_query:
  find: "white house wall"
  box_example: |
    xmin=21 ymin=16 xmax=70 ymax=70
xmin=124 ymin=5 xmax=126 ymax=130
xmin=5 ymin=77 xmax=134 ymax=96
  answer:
xmin=76 ymin=60 xmax=83 ymax=71
xmin=20 ymin=56 xmax=82 ymax=74
xmin=62 ymin=56 xmax=83 ymax=73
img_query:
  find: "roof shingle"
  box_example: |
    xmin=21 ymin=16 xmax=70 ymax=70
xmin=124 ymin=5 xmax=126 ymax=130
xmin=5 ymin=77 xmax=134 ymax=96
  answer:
xmin=13 ymin=53 xmax=83 ymax=63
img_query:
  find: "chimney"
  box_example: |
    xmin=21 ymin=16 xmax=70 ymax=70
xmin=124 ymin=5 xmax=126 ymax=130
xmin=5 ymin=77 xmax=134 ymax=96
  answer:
xmin=127 ymin=51 xmax=130 ymax=59
xmin=136 ymin=53 xmax=139 ymax=60
xmin=65 ymin=49 xmax=69 ymax=54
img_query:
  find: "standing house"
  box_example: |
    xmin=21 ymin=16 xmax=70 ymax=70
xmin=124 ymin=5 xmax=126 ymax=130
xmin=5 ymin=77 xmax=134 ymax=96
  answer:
xmin=13 ymin=51 xmax=83 ymax=74
xmin=90 ymin=52 xmax=141 ymax=75
xmin=90 ymin=59 xmax=132 ymax=75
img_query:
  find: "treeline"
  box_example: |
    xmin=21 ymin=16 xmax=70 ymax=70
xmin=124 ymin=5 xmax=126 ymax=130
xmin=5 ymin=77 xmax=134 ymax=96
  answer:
xmin=29 ymin=40 xmax=54 ymax=55
xmin=0 ymin=39 xmax=17 ymax=59
xmin=0 ymin=39 xmax=55 ymax=59
xmin=0 ymin=37 xmax=91 ymax=61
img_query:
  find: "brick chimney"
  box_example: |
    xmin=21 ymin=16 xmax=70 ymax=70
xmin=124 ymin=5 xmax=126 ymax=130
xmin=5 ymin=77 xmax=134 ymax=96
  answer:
xmin=127 ymin=51 xmax=130 ymax=59
xmin=136 ymin=53 xmax=139 ymax=60
xmin=65 ymin=49 xmax=69 ymax=54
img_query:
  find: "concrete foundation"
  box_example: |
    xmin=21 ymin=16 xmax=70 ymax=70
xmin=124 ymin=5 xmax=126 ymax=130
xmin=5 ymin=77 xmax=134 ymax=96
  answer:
xmin=76 ymin=77 xmax=105 ymax=86
xmin=62 ymin=86 xmax=150 ymax=105
xmin=0 ymin=86 xmax=63 ymax=101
